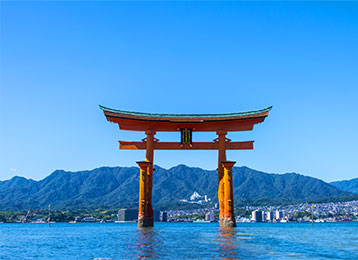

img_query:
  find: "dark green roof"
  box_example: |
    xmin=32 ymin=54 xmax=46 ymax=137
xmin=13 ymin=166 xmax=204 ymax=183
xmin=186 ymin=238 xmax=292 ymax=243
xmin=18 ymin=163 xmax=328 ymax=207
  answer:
xmin=99 ymin=105 xmax=272 ymax=118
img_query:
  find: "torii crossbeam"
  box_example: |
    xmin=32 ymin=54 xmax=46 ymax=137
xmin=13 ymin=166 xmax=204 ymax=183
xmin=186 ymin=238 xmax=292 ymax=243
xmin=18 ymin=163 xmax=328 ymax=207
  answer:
xmin=100 ymin=105 xmax=272 ymax=227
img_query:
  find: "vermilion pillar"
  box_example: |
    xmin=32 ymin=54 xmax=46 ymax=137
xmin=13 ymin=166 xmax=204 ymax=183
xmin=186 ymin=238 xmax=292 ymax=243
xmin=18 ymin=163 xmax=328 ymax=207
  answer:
xmin=217 ymin=130 xmax=227 ymax=226
xmin=144 ymin=130 xmax=155 ymax=227
xmin=137 ymin=161 xmax=153 ymax=227
xmin=222 ymin=161 xmax=236 ymax=227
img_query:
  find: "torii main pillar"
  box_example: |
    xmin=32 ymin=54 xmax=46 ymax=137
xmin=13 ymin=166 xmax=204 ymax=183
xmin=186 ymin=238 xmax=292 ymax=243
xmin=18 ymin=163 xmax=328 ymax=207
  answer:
xmin=217 ymin=130 xmax=236 ymax=227
xmin=137 ymin=161 xmax=152 ymax=227
xmin=137 ymin=130 xmax=156 ymax=228
xmin=221 ymin=161 xmax=236 ymax=227
xmin=217 ymin=130 xmax=227 ymax=226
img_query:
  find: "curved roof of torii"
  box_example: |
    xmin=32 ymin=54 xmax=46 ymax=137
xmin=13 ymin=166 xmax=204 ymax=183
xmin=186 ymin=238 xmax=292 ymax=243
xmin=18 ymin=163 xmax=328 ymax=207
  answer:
xmin=100 ymin=105 xmax=272 ymax=132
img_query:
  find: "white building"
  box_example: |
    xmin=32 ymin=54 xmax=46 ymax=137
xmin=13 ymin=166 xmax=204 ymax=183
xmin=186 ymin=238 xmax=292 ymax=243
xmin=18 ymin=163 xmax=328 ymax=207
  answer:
xmin=190 ymin=191 xmax=201 ymax=201
xmin=275 ymin=210 xmax=283 ymax=220
xmin=252 ymin=210 xmax=263 ymax=222
xmin=266 ymin=211 xmax=274 ymax=221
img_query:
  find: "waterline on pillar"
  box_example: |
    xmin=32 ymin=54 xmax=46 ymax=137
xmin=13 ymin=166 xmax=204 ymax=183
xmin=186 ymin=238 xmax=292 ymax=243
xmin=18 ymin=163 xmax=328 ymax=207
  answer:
xmin=221 ymin=218 xmax=236 ymax=228
xmin=138 ymin=217 xmax=154 ymax=228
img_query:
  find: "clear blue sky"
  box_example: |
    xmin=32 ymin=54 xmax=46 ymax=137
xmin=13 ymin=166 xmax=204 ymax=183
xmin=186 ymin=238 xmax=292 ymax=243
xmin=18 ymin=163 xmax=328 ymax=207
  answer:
xmin=1 ymin=2 xmax=357 ymax=182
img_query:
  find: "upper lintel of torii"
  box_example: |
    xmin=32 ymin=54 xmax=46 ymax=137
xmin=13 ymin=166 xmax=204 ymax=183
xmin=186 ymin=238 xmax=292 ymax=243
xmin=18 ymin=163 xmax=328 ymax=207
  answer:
xmin=99 ymin=105 xmax=272 ymax=132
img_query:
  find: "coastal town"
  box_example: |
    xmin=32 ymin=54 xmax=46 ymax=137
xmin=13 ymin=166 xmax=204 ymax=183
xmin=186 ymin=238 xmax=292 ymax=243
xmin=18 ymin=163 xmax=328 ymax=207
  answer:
xmin=167 ymin=200 xmax=358 ymax=223
xmin=1 ymin=200 xmax=357 ymax=224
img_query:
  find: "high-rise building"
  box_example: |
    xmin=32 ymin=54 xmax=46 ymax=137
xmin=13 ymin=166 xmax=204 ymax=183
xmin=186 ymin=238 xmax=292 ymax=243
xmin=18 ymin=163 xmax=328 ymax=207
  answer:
xmin=266 ymin=211 xmax=274 ymax=221
xmin=251 ymin=210 xmax=263 ymax=222
xmin=117 ymin=209 xmax=137 ymax=221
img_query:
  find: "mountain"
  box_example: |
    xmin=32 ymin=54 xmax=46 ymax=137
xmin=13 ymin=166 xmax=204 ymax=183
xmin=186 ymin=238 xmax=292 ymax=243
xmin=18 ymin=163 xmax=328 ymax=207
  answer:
xmin=0 ymin=165 xmax=355 ymax=211
xmin=331 ymin=178 xmax=358 ymax=194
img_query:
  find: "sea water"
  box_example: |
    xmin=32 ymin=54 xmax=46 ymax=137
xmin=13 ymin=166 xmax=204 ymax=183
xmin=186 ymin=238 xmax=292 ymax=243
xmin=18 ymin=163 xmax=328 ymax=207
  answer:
xmin=0 ymin=222 xmax=357 ymax=259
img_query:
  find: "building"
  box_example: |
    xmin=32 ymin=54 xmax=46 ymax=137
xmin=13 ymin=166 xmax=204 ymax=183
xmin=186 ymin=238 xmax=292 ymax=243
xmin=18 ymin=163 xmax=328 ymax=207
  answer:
xmin=117 ymin=209 xmax=138 ymax=221
xmin=266 ymin=211 xmax=274 ymax=222
xmin=117 ymin=209 xmax=160 ymax=222
xmin=160 ymin=212 xmax=168 ymax=222
xmin=275 ymin=210 xmax=283 ymax=220
xmin=82 ymin=216 xmax=95 ymax=222
xmin=251 ymin=210 xmax=263 ymax=222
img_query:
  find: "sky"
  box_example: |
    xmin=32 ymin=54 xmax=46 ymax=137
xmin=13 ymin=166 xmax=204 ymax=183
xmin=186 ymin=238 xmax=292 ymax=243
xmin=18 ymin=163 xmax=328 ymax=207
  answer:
xmin=0 ymin=1 xmax=357 ymax=182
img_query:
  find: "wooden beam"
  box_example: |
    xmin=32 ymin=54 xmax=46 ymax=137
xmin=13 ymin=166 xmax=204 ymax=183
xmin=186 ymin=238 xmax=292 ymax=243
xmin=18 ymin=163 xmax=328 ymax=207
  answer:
xmin=120 ymin=141 xmax=146 ymax=150
xmin=119 ymin=141 xmax=253 ymax=150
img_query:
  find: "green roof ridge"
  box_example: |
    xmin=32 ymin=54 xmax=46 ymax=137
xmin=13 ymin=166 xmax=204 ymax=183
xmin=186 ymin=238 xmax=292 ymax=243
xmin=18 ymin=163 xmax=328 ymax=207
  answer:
xmin=99 ymin=105 xmax=272 ymax=118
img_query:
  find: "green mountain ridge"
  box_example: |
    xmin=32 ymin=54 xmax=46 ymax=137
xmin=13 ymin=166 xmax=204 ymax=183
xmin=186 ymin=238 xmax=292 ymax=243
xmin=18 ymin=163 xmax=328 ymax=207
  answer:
xmin=0 ymin=165 xmax=356 ymax=211
xmin=331 ymin=177 xmax=358 ymax=194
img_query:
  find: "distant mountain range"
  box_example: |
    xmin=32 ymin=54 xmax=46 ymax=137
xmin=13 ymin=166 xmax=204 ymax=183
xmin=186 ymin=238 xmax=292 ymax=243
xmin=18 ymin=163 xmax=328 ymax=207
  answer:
xmin=331 ymin=178 xmax=358 ymax=194
xmin=1 ymin=165 xmax=357 ymax=211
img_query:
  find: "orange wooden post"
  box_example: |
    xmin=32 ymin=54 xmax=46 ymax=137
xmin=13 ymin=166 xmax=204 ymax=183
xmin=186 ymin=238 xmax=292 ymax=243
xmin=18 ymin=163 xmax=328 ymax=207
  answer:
xmin=217 ymin=130 xmax=227 ymax=226
xmin=221 ymin=161 xmax=236 ymax=227
xmin=136 ymin=161 xmax=153 ymax=227
xmin=145 ymin=130 xmax=156 ymax=226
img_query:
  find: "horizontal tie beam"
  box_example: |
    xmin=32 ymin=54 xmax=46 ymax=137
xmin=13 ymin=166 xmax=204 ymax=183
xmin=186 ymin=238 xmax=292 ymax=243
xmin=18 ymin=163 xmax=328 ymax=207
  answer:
xmin=119 ymin=141 xmax=253 ymax=150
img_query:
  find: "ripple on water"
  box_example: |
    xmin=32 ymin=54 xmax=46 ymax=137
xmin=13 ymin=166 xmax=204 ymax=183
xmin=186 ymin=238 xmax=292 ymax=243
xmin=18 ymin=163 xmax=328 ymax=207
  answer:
xmin=0 ymin=222 xmax=358 ymax=259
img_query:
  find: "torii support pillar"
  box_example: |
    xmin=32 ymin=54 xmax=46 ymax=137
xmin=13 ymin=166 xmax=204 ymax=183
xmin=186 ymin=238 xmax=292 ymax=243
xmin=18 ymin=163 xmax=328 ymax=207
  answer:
xmin=217 ymin=130 xmax=227 ymax=227
xmin=221 ymin=161 xmax=236 ymax=227
xmin=137 ymin=161 xmax=153 ymax=227
xmin=145 ymin=130 xmax=155 ymax=214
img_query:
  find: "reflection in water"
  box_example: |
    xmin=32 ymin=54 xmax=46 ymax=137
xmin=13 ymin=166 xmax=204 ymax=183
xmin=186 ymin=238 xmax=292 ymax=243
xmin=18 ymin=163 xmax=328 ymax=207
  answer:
xmin=217 ymin=227 xmax=241 ymax=259
xmin=135 ymin=227 xmax=162 ymax=259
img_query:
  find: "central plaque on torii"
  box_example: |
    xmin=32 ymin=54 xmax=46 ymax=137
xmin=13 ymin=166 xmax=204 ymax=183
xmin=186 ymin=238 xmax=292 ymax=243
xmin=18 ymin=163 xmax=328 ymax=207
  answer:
xmin=100 ymin=105 xmax=272 ymax=227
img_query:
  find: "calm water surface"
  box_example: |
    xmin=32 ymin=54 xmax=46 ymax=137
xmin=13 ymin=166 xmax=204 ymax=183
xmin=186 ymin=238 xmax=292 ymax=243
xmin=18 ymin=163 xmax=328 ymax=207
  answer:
xmin=0 ymin=222 xmax=357 ymax=259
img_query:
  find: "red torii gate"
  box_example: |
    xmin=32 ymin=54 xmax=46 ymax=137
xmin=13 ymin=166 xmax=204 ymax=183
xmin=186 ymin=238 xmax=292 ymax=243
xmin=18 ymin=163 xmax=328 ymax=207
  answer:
xmin=100 ymin=105 xmax=271 ymax=227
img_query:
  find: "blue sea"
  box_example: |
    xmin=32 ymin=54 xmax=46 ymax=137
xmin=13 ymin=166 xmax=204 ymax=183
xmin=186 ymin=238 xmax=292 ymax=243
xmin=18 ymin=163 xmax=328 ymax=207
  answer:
xmin=0 ymin=222 xmax=357 ymax=259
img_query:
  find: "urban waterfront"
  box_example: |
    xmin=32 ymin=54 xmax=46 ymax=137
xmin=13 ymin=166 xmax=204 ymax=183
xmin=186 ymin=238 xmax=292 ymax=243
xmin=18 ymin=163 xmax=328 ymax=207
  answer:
xmin=0 ymin=222 xmax=357 ymax=259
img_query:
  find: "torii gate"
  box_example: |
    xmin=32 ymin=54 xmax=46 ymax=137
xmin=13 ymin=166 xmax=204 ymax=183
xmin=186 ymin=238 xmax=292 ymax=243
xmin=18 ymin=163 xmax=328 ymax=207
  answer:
xmin=100 ymin=105 xmax=271 ymax=227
